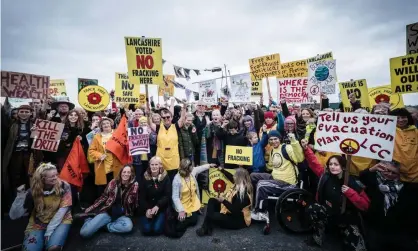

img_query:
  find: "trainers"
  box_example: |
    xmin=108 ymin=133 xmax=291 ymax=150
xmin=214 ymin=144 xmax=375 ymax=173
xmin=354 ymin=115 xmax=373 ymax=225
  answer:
xmin=251 ymin=211 xmax=263 ymax=221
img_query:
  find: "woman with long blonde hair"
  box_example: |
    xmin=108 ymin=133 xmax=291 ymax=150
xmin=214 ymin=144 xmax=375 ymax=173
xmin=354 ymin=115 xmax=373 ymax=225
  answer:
xmin=196 ymin=167 xmax=253 ymax=236
xmin=9 ymin=163 xmax=73 ymax=251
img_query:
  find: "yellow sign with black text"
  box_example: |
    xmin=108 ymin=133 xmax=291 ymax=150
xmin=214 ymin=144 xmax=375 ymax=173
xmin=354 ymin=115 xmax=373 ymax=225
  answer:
xmin=249 ymin=53 xmax=281 ymax=81
xmin=368 ymin=85 xmax=404 ymax=110
xmin=339 ymin=79 xmax=371 ymax=112
xmin=390 ymin=53 xmax=418 ymax=94
xmin=78 ymin=85 xmax=110 ymax=112
xmin=225 ymin=146 xmax=253 ymax=166
xmin=115 ymin=72 xmax=140 ymax=104
xmin=251 ymin=79 xmax=262 ymax=96
xmin=49 ymin=79 xmax=67 ymax=97
xmin=202 ymin=168 xmax=236 ymax=204
xmin=159 ymin=75 xmax=175 ymax=96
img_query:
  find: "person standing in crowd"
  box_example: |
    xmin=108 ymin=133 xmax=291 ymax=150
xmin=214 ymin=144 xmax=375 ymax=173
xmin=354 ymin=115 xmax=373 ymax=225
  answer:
xmin=193 ymin=101 xmax=208 ymax=165
xmin=196 ymin=167 xmax=253 ymax=236
xmin=10 ymin=163 xmax=72 ymax=251
xmin=139 ymin=157 xmax=171 ymax=236
xmin=301 ymin=140 xmax=369 ymax=251
xmin=259 ymin=111 xmax=279 ymax=164
xmin=247 ymin=127 xmax=268 ymax=173
xmin=406 ymin=107 xmax=418 ymax=127
xmin=77 ymin=165 xmax=138 ymax=238
xmin=178 ymin=113 xmax=199 ymax=163
xmin=50 ymin=98 xmax=74 ymax=124
xmin=241 ymin=115 xmax=256 ymax=137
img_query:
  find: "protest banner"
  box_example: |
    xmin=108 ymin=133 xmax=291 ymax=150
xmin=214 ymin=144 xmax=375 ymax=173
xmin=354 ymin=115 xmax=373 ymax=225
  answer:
xmin=230 ymin=73 xmax=251 ymax=103
xmin=202 ymin=168 xmax=236 ymax=204
xmin=368 ymin=85 xmax=404 ymax=110
xmin=315 ymin=112 xmax=397 ymax=161
xmin=78 ymin=78 xmax=98 ymax=93
xmin=308 ymin=59 xmax=337 ymax=95
xmin=1 ymin=71 xmax=49 ymax=99
xmin=249 ymin=53 xmax=281 ymax=81
xmin=8 ymin=98 xmax=32 ymax=108
xmin=199 ymin=79 xmax=217 ymax=105
xmin=127 ymin=126 xmax=149 ymax=155
xmin=125 ymin=37 xmax=163 ymax=86
xmin=78 ymin=85 xmax=110 ymax=112
xmin=49 ymin=79 xmax=67 ymax=97
xmin=225 ymin=146 xmax=253 ymax=166
xmin=251 ymin=79 xmax=262 ymax=96
xmin=339 ymin=79 xmax=371 ymax=112
xmin=31 ymin=119 xmax=64 ymax=152
xmin=114 ymin=72 xmax=139 ymax=104
xmin=390 ymin=53 xmax=418 ymax=94
xmin=159 ymin=75 xmax=175 ymax=96
xmin=278 ymin=78 xmax=308 ymax=104
xmin=407 ymin=22 xmax=418 ymax=54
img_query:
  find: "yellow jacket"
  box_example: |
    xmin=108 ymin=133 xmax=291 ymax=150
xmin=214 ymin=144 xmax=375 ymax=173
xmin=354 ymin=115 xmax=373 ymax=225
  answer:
xmin=393 ymin=126 xmax=418 ymax=183
xmin=88 ymin=133 xmax=123 ymax=185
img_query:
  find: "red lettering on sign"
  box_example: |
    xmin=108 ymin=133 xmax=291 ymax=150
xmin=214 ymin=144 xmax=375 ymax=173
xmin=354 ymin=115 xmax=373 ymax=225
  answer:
xmin=136 ymin=55 xmax=154 ymax=69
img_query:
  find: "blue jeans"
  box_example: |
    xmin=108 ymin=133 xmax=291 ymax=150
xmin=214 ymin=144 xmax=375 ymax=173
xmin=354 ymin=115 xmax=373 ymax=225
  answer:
xmin=23 ymin=223 xmax=71 ymax=251
xmin=140 ymin=213 xmax=165 ymax=235
xmin=80 ymin=213 xmax=133 ymax=238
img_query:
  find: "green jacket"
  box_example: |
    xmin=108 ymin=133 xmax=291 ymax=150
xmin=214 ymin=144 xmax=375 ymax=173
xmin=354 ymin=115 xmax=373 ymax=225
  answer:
xmin=178 ymin=125 xmax=198 ymax=160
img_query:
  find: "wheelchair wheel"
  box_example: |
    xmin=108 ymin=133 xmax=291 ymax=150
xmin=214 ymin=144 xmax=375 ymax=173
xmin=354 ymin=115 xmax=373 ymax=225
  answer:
xmin=275 ymin=188 xmax=313 ymax=233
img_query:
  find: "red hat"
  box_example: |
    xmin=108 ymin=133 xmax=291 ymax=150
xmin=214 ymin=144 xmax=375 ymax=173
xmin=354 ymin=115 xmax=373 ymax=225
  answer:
xmin=264 ymin=111 xmax=275 ymax=119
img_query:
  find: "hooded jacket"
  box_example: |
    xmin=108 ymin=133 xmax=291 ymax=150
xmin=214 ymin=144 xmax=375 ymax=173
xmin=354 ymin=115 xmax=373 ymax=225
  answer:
xmin=392 ymin=125 xmax=418 ymax=183
xmin=139 ymin=170 xmax=171 ymax=215
xmin=251 ymin=132 xmax=269 ymax=172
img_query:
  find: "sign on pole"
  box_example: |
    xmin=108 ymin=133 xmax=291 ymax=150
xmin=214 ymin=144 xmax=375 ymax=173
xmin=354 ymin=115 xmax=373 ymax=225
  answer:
xmin=308 ymin=59 xmax=337 ymax=95
xmin=202 ymin=168 xmax=236 ymax=204
xmin=339 ymin=79 xmax=371 ymax=112
xmin=1 ymin=71 xmax=49 ymax=99
xmin=249 ymin=53 xmax=281 ymax=81
xmin=368 ymin=85 xmax=404 ymax=110
xmin=31 ymin=119 xmax=64 ymax=152
xmin=277 ymin=59 xmax=309 ymax=103
xmin=49 ymin=79 xmax=67 ymax=97
xmin=230 ymin=73 xmax=251 ymax=103
xmin=127 ymin=126 xmax=150 ymax=156
xmin=251 ymin=79 xmax=262 ymax=96
xmin=78 ymin=78 xmax=98 ymax=93
xmin=115 ymin=72 xmax=139 ymax=104
xmin=199 ymin=79 xmax=217 ymax=105
xmin=407 ymin=22 xmax=418 ymax=54
xmin=390 ymin=53 xmax=418 ymax=94
xmin=225 ymin=146 xmax=253 ymax=166
xmin=78 ymin=85 xmax=110 ymax=112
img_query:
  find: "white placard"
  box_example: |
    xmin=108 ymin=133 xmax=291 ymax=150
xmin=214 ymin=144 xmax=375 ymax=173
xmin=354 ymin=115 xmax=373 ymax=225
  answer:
xmin=308 ymin=59 xmax=337 ymax=95
xmin=278 ymin=77 xmax=308 ymax=104
xmin=199 ymin=79 xmax=217 ymax=105
xmin=230 ymin=73 xmax=251 ymax=103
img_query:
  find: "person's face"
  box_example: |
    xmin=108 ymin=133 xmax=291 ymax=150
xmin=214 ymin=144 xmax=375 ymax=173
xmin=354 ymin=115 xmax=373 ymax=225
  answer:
xmin=152 ymin=115 xmax=161 ymax=124
xmin=380 ymin=164 xmax=400 ymax=180
xmin=270 ymin=105 xmax=277 ymax=112
xmin=301 ymin=110 xmax=311 ymax=122
xmin=244 ymin=120 xmax=252 ymax=128
xmin=58 ymin=104 xmax=69 ymax=114
xmin=349 ymin=93 xmax=356 ymax=102
xmin=32 ymin=99 xmax=41 ymax=109
xmin=140 ymin=121 xmax=148 ymax=127
xmin=149 ymin=159 xmax=161 ymax=176
xmin=161 ymin=112 xmax=172 ymax=126
xmin=233 ymin=109 xmax=241 ymax=118
xmin=92 ymin=116 xmax=101 ymax=125
xmin=285 ymin=122 xmax=295 ymax=132
xmin=121 ymin=166 xmax=132 ymax=182
xmin=185 ymin=117 xmax=193 ymax=127
xmin=101 ymin=120 xmax=112 ymax=132
xmin=397 ymin=116 xmax=409 ymax=129
xmin=328 ymin=158 xmax=343 ymax=175
xmin=265 ymin=117 xmax=273 ymax=125
xmin=17 ymin=109 xmax=31 ymax=121
xmin=373 ymin=107 xmax=389 ymax=115
xmin=224 ymin=110 xmax=231 ymax=120
xmin=268 ymin=137 xmax=280 ymax=148
xmin=250 ymin=135 xmax=258 ymax=145
xmin=261 ymin=107 xmax=267 ymax=112
xmin=197 ymin=104 xmax=205 ymax=113
xmin=212 ymin=111 xmax=221 ymax=123
xmin=43 ymin=169 xmax=58 ymax=187
xmin=104 ymin=110 xmax=110 ymax=116
xmin=134 ymin=109 xmax=144 ymax=119
xmin=68 ymin=112 xmax=79 ymax=124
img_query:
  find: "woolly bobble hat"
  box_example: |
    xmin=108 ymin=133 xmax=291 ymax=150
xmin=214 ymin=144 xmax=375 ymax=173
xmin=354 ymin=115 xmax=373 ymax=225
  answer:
xmin=268 ymin=130 xmax=281 ymax=139
xmin=284 ymin=116 xmax=296 ymax=125
xmin=264 ymin=111 xmax=275 ymax=120
xmin=139 ymin=116 xmax=148 ymax=123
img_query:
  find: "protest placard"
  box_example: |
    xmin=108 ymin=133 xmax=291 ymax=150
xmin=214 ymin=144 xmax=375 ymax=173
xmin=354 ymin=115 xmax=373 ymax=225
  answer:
xmin=8 ymin=98 xmax=32 ymax=108
xmin=407 ymin=22 xmax=418 ymax=54
xmin=339 ymin=79 xmax=371 ymax=112
xmin=278 ymin=78 xmax=308 ymax=104
xmin=315 ymin=112 xmax=397 ymax=161
xmin=125 ymin=37 xmax=163 ymax=86
xmin=78 ymin=78 xmax=98 ymax=93
xmin=306 ymin=52 xmax=333 ymax=63
xmin=159 ymin=75 xmax=175 ymax=96
xmin=202 ymin=168 xmax=236 ymax=204
xmin=127 ymin=126 xmax=149 ymax=155
xmin=368 ymin=85 xmax=404 ymax=110
xmin=278 ymin=59 xmax=308 ymax=78
xmin=251 ymin=79 xmax=262 ymax=96
xmin=390 ymin=53 xmax=418 ymax=94
xmin=199 ymin=79 xmax=217 ymax=105
xmin=230 ymin=73 xmax=251 ymax=103
xmin=1 ymin=71 xmax=49 ymax=99
xmin=78 ymin=85 xmax=110 ymax=112
xmin=114 ymin=72 xmax=139 ymax=104
xmin=308 ymin=59 xmax=337 ymax=95
xmin=225 ymin=146 xmax=253 ymax=166
xmin=31 ymin=119 xmax=64 ymax=152
xmin=49 ymin=79 xmax=67 ymax=97
xmin=249 ymin=53 xmax=281 ymax=81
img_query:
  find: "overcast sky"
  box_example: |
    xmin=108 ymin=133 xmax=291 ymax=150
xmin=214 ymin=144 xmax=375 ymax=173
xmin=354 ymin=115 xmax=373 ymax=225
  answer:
xmin=1 ymin=0 xmax=417 ymax=105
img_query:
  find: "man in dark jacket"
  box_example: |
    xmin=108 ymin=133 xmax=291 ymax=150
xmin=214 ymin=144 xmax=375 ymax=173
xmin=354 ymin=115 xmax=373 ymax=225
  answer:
xmin=216 ymin=120 xmax=248 ymax=169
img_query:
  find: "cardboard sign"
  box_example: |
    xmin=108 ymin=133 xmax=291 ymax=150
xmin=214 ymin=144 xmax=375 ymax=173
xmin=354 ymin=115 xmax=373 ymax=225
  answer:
xmin=199 ymin=79 xmax=217 ymax=105
xmin=31 ymin=119 xmax=64 ymax=152
xmin=278 ymin=77 xmax=308 ymax=104
xmin=339 ymin=79 xmax=371 ymax=112
xmin=125 ymin=37 xmax=163 ymax=86
xmin=202 ymin=168 xmax=236 ymax=204
xmin=115 ymin=72 xmax=140 ymax=104
xmin=159 ymin=75 xmax=175 ymax=96
xmin=8 ymin=98 xmax=32 ymax=108
xmin=78 ymin=78 xmax=98 ymax=93
xmin=230 ymin=73 xmax=251 ymax=103
xmin=1 ymin=71 xmax=49 ymax=99
xmin=390 ymin=53 xmax=418 ymax=94
xmin=308 ymin=59 xmax=337 ymax=95
xmin=277 ymin=59 xmax=308 ymax=78
xmin=127 ymin=126 xmax=149 ymax=155
xmin=315 ymin=112 xmax=397 ymax=161
xmin=368 ymin=85 xmax=404 ymax=110
xmin=407 ymin=22 xmax=418 ymax=54
xmin=249 ymin=53 xmax=281 ymax=81
xmin=49 ymin=79 xmax=67 ymax=97
xmin=225 ymin=146 xmax=253 ymax=166
xmin=251 ymin=79 xmax=262 ymax=96
xmin=78 ymin=85 xmax=110 ymax=112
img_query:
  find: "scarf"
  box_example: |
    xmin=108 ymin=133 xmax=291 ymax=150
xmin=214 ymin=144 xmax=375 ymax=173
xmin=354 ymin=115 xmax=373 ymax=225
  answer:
xmin=376 ymin=171 xmax=403 ymax=216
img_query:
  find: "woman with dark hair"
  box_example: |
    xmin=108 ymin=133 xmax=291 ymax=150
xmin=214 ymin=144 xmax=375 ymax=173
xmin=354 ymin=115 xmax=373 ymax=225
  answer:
xmin=301 ymin=139 xmax=369 ymax=251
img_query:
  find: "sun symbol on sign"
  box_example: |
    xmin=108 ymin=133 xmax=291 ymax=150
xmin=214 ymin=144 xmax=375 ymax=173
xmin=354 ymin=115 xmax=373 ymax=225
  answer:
xmin=213 ymin=179 xmax=227 ymax=193
xmin=87 ymin=92 xmax=102 ymax=105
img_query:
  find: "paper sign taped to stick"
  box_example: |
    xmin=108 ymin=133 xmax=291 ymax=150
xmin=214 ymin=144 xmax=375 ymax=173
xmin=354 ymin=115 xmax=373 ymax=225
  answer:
xmin=49 ymin=79 xmax=67 ymax=97
xmin=315 ymin=112 xmax=397 ymax=161
xmin=202 ymin=168 xmax=236 ymax=204
xmin=230 ymin=73 xmax=251 ymax=102
xmin=199 ymin=79 xmax=217 ymax=105
xmin=1 ymin=71 xmax=49 ymax=99
xmin=339 ymin=79 xmax=371 ymax=112
xmin=225 ymin=146 xmax=253 ymax=166
xmin=31 ymin=119 xmax=64 ymax=152
xmin=368 ymin=85 xmax=404 ymax=110
xmin=251 ymin=79 xmax=262 ymax=96
xmin=78 ymin=78 xmax=98 ymax=93
xmin=127 ymin=126 xmax=149 ymax=155
xmin=249 ymin=53 xmax=281 ymax=81
xmin=308 ymin=59 xmax=337 ymax=95
xmin=406 ymin=22 xmax=418 ymax=54
xmin=115 ymin=73 xmax=139 ymax=104
xmin=390 ymin=53 xmax=418 ymax=94
xmin=78 ymin=85 xmax=110 ymax=112
xmin=278 ymin=77 xmax=308 ymax=104
xmin=125 ymin=37 xmax=163 ymax=86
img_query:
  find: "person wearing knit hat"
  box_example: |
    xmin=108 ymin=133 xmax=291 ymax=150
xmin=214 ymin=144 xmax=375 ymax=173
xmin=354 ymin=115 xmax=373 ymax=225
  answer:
xmin=371 ymin=103 xmax=390 ymax=115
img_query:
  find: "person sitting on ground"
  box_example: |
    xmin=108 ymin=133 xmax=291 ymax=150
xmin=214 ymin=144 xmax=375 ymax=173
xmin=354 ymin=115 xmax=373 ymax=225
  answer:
xmin=77 ymin=165 xmax=138 ymax=238
xmin=139 ymin=157 xmax=171 ymax=236
xmin=196 ymin=167 xmax=253 ymax=236
xmin=9 ymin=163 xmax=72 ymax=251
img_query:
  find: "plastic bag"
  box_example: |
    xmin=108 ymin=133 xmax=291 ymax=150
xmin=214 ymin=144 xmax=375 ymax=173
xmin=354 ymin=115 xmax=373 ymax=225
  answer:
xmin=9 ymin=190 xmax=28 ymax=220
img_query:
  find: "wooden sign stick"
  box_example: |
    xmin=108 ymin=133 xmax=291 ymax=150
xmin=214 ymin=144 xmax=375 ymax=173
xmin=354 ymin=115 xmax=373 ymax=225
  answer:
xmin=341 ymin=154 xmax=352 ymax=214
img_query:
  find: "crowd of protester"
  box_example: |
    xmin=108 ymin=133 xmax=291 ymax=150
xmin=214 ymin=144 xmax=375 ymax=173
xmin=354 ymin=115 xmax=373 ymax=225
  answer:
xmin=1 ymin=93 xmax=418 ymax=251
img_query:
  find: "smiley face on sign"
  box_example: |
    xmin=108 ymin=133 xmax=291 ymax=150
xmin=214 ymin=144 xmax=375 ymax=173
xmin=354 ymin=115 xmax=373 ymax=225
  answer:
xmin=78 ymin=85 xmax=110 ymax=112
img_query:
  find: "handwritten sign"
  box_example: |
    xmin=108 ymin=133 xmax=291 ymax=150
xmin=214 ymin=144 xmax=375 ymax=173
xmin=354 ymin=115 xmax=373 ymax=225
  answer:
xmin=127 ymin=126 xmax=149 ymax=155
xmin=230 ymin=73 xmax=251 ymax=103
xmin=315 ymin=112 xmax=397 ymax=161
xmin=8 ymin=98 xmax=32 ymax=108
xmin=31 ymin=119 xmax=64 ymax=152
xmin=339 ymin=79 xmax=371 ymax=112
xmin=390 ymin=53 xmax=418 ymax=94
xmin=306 ymin=52 xmax=333 ymax=63
xmin=202 ymin=168 xmax=236 ymax=204
xmin=251 ymin=79 xmax=262 ymax=96
xmin=249 ymin=53 xmax=281 ymax=81
xmin=49 ymin=79 xmax=67 ymax=97
xmin=115 ymin=72 xmax=139 ymax=104
xmin=1 ymin=71 xmax=49 ymax=99
xmin=308 ymin=59 xmax=337 ymax=95
xmin=407 ymin=22 xmax=418 ymax=54
xmin=199 ymin=79 xmax=217 ymax=105
xmin=78 ymin=78 xmax=98 ymax=93
xmin=368 ymin=85 xmax=404 ymax=110
xmin=225 ymin=146 xmax=253 ymax=166
xmin=278 ymin=59 xmax=308 ymax=78
xmin=278 ymin=77 xmax=308 ymax=104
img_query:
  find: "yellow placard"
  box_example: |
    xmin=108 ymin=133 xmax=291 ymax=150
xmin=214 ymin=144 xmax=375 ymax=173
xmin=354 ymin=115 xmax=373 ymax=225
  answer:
xmin=278 ymin=59 xmax=308 ymax=78
xmin=125 ymin=37 xmax=163 ymax=86
xmin=251 ymin=79 xmax=262 ymax=96
xmin=306 ymin=52 xmax=333 ymax=63
xmin=368 ymin=85 xmax=404 ymax=110
xmin=390 ymin=53 xmax=418 ymax=94
xmin=78 ymin=85 xmax=110 ymax=112
xmin=249 ymin=53 xmax=281 ymax=81
xmin=225 ymin=146 xmax=253 ymax=166
xmin=139 ymin=94 xmax=147 ymax=106
xmin=339 ymin=79 xmax=371 ymax=112
xmin=114 ymin=72 xmax=140 ymax=104
xmin=159 ymin=75 xmax=175 ymax=96
xmin=202 ymin=168 xmax=236 ymax=204
xmin=49 ymin=79 xmax=67 ymax=97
